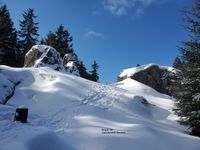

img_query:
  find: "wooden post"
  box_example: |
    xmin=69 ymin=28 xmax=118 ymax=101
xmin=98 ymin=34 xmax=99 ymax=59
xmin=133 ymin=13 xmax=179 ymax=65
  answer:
xmin=14 ymin=107 xmax=28 ymax=123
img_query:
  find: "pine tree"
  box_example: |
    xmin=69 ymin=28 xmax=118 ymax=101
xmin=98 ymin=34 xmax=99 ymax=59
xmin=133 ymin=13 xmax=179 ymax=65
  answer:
xmin=43 ymin=31 xmax=57 ymax=48
xmin=173 ymin=0 xmax=200 ymax=137
xmin=40 ymin=38 xmax=45 ymax=45
xmin=43 ymin=25 xmax=73 ymax=58
xmin=55 ymin=24 xmax=73 ymax=58
xmin=78 ymin=61 xmax=90 ymax=79
xmin=0 ymin=5 xmax=17 ymax=66
xmin=173 ymin=57 xmax=184 ymax=71
xmin=90 ymin=60 xmax=99 ymax=82
xmin=136 ymin=64 xmax=140 ymax=67
xmin=18 ymin=8 xmax=39 ymax=56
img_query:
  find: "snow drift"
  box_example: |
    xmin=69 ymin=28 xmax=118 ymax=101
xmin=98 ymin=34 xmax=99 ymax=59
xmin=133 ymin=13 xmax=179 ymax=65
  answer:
xmin=0 ymin=66 xmax=199 ymax=150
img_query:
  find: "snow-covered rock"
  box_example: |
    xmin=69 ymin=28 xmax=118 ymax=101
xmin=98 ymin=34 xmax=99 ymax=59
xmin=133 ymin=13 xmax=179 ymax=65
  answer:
xmin=24 ymin=45 xmax=81 ymax=76
xmin=24 ymin=45 xmax=64 ymax=71
xmin=0 ymin=66 xmax=199 ymax=150
xmin=63 ymin=53 xmax=80 ymax=76
xmin=63 ymin=52 xmax=78 ymax=63
xmin=118 ymin=63 xmax=181 ymax=95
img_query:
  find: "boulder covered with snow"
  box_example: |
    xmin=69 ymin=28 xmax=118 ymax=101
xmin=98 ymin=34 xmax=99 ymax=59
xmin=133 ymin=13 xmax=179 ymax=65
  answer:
xmin=24 ymin=45 xmax=64 ymax=71
xmin=118 ymin=64 xmax=181 ymax=95
xmin=0 ymin=73 xmax=15 ymax=104
xmin=63 ymin=53 xmax=80 ymax=76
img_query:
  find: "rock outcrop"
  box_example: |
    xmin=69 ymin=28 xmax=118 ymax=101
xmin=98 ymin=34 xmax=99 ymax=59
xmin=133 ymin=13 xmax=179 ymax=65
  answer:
xmin=24 ymin=45 xmax=64 ymax=71
xmin=118 ymin=64 xmax=181 ymax=95
xmin=24 ymin=45 xmax=80 ymax=76
xmin=63 ymin=53 xmax=80 ymax=76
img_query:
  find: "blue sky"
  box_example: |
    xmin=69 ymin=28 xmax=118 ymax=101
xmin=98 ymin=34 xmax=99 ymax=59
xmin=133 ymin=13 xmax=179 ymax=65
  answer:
xmin=2 ymin=0 xmax=191 ymax=83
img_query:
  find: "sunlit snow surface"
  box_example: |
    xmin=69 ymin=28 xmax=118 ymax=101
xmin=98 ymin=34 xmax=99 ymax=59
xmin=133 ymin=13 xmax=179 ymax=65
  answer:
xmin=0 ymin=66 xmax=199 ymax=150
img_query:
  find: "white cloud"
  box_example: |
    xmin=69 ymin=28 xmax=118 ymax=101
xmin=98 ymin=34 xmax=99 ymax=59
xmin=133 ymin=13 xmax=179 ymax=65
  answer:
xmin=135 ymin=8 xmax=144 ymax=16
xmin=103 ymin=0 xmax=166 ymax=16
xmin=85 ymin=30 xmax=104 ymax=38
xmin=103 ymin=0 xmax=134 ymax=16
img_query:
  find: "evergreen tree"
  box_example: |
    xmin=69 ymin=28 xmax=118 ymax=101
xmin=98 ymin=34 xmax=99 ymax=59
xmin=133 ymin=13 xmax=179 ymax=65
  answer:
xmin=136 ymin=64 xmax=140 ymax=67
xmin=55 ymin=24 xmax=73 ymax=58
xmin=78 ymin=61 xmax=90 ymax=79
xmin=40 ymin=38 xmax=45 ymax=45
xmin=43 ymin=31 xmax=57 ymax=48
xmin=173 ymin=57 xmax=184 ymax=71
xmin=43 ymin=25 xmax=73 ymax=58
xmin=0 ymin=5 xmax=17 ymax=66
xmin=18 ymin=8 xmax=39 ymax=56
xmin=173 ymin=0 xmax=200 ymax=137
xmin=90 ymin=60 xmax=99 ymax=82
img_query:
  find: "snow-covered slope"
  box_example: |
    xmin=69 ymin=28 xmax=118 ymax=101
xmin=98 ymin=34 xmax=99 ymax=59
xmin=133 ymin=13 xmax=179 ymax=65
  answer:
xmin=0 ymin=66 xmax=199 ymax=150
xmin=0 ymin=73 xmax=15 ymax=104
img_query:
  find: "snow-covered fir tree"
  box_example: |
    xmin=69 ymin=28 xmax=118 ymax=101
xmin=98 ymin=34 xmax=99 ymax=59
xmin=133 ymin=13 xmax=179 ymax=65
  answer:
xmin=174 ymin=0 xmax=200 ymax=137
xmin=173 ymin=57 xmax=184 ymax=71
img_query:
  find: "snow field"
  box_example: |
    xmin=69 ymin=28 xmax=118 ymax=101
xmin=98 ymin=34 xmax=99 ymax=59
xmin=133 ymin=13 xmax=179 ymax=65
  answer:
xmin=0 ymin=66 xmax=200 ymax=150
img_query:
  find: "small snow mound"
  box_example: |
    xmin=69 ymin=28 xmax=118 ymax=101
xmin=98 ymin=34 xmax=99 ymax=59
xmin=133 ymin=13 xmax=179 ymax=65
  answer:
xmin=17 ymin=105 xmax=28 ymax=109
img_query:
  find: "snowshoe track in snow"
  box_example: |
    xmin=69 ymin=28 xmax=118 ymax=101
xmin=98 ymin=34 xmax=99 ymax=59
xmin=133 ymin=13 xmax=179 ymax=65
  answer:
xmin=82 ymin=84 xmax=121 ymax=109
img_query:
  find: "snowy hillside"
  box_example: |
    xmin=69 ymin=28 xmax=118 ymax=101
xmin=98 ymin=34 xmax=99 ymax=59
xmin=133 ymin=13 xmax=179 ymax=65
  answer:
xmin=0 ymin=66 xmax=200 ymax=150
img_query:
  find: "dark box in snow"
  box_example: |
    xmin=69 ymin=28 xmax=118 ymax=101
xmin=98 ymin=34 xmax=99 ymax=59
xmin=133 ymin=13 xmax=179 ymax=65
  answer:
xmin=14 ymin=107 xmax=28 ymax=123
